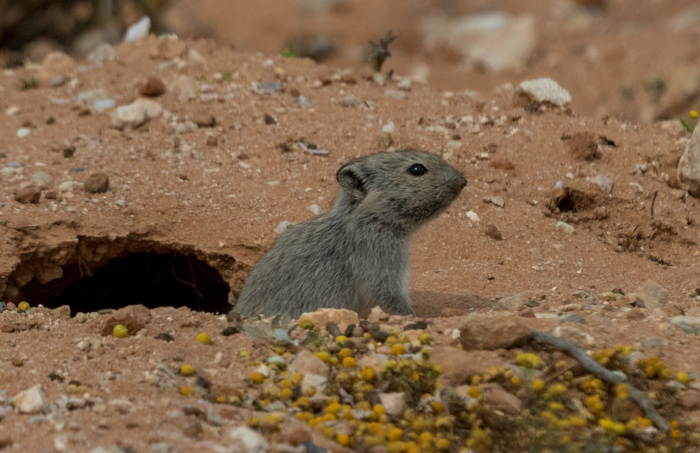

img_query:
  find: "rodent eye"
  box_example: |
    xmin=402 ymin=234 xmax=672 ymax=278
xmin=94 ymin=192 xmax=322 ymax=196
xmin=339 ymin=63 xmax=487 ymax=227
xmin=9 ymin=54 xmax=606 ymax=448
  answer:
xmin=409 ymin=164 xmax=427 ymax=176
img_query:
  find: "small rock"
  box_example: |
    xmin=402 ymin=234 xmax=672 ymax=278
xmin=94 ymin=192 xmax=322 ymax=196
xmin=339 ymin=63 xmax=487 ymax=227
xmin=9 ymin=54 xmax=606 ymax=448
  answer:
xmin=172 ymin=75 xmax=198 ymax=103
xmin=289 ymin=350 xmax=329 ymax=377
xmin=397 ymin=79 xmax=413 ymax=91
xmin=274 ymin=221 xmax=296 ymax=235
xmin=484 ymin=224 xmax=503 ymax=240
xmin=671 ymin=317 xmax=700 ymax=336
xmin=50 ymin=75 xmax=65 ymax=87
xmin=340 ymin=95 xmax=361 ymax=107
xmin=466 ymin=210 xmax=480 ymax=222
xmin=679 ymin=390 xmax=700 ymax=409
xmin=628 ymin=281 xmax=669 ymax=310
xmin=16 ymin=128 xmax=30 ymax=138
xmin=87 ymin=43 xmax=117 ymax=64
xmin=556 ymin=221 xmax=575 ymax=234
xmin=559 ymin=313 xmax=587 ymax=324
xmin=301 ymin=374 xmax=328 ymax=395
xmin=123 ymin=16 xmax=151 ymax=42
xmin=100 ymin=304 xmax=152 ymax=336
xmin=264 ymin=113 xmax=277 ymax=125
xmin=625 ymin=308 xmax=646 ymax=321
xmin=382 ymin=122 xmax=397 ymax=133
xmin=552 ymin=325 xmax=595 ymax=345
xmin=254 ymin=82 xmax=285 ymax=94
xmin=515 ymin=78 xmax=572 ymax=106
xmin=31 ymin=172 xmax=52 ymax=190
xmin=483 ymin=196 xmax=505 ymax=207
xmin=94 ymin=99 xmax=115 ymax=111
xmin=228 ymin=426 xmax=269 ymax=453
xmin=480 ymin=383 xmax=522 ymax=415
xmin=459 ymin=313 xmax=530 ymax=350
xmin=586 ymin=173 xmax=613 ymax=194
xmin=385 ymin=90 xmax=407 ymax=100
xmin=5 ymin=105 xmax=20 ymax=116
xmin=378 ymin=392 xmax=405 ymax=415
xmin=431 ymin=347 xmax=506 ymax=385
xmin=308 ymin=204 xmax=325 ymax=216
xmin=641 ymin=336 xmax=664 ymax=348
xmin=138 ymin=76 xmax=166 ymax=97
xmin=678 ymin=114 xmax=700 ymax=198
xmin=52 ymin=305 xmax=71 ymax=319
xmin=299 ymin=309 xmax=359 ymax=332
xmin=192 ymin=113 xmax=216 ymax=128
xmin=37 ymin=51 xmax=76 ymax=80
xmin=288 ymin=427 xmax=312 ymax=446
xmin=182 ymin=415 xmax=203 ymax=439
xmin=13 ymin=385 xmax=48 ymax=414
xmin=111 ymin=98 xmax=163 ymax=130
xmin=294 ymin=96 xmax=314 ymax=108
xmin=494 ymin=294 xmax=526 ymax=311
xmin=115 ymin=199 xmax=127 ymax=208
xmin=84 ymin=173 xmax=110 ymax=194
xmin=14 ymin=187 xmax=41 ymax=204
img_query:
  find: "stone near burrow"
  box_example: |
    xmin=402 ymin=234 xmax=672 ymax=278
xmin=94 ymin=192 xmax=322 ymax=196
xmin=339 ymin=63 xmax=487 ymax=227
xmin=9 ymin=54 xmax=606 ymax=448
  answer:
xmin=586 ymin=173 xmax=613 ymax=194
xmin=678 ymin=118 xmax=700 ymax=198
xmin=14 ymin=187 xmax=41 ymax=204
xmin=459 ymin=313 xmax=530 ymax=350
xmin=515 ymin=78 xmax=572 ymax=107
xmin=31 ymin=172 xmax=52 ymax=190
xmin=13 ymin=385 xmax=48 ymax=414
xmin=228 ymin=426 xmax=269 ymax=453
xmin=556 ymin=221 xmax=575 ymax=234
xmin=494 ymin=294 xmax=527 ymax=312
xmin=100 ymin=304 xmax=152 ymax=336
xmin=299 ymin=308 xmax=359 ymax=332
xmin=431 ymin=346 xmax=506 ymax=385
xmin=84 ymin=173 xmax=109 ymax=194
xmin=288 ymin=350 xmax=329 ymax=377
xmin=627 ymin=280 xmax=669 ymax=310
xmin=192 ymin=113 xmax=216 ymax=128
xmin=110 ymin=98 xmax=163 ymax=130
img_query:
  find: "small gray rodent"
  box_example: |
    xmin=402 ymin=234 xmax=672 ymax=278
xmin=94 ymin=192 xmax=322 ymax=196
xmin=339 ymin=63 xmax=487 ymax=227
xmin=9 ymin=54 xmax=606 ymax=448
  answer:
xmin=234 ymin=149 xmax=467 ymax=319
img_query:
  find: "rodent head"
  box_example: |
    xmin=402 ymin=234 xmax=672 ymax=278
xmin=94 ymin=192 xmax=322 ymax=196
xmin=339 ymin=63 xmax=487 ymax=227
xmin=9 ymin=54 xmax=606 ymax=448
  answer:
xmin=335 ymin=150 xmax=467 ymax=232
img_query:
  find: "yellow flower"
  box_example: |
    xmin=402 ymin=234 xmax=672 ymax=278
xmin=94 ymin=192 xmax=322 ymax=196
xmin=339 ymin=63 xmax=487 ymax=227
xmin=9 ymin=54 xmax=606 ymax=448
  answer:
xmin=113 ymin=324 xmax=128 ymax=338
xmin=196 ymin=332 xmax=211 ymax=345
xmin=691 ymin=110 xmax=698 ymax=119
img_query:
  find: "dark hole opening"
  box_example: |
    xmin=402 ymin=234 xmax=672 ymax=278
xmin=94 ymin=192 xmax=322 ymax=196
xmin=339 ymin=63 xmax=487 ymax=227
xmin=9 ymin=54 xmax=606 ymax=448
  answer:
xmin=553 ymin=188 xmax=597 ymax=213
xmin=17 ymin=251 xmax=232 ymax=315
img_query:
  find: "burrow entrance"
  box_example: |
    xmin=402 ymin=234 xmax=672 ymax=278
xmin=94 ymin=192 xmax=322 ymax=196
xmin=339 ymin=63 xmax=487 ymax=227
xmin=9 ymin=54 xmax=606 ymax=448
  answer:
xmin=3 ymin=236 xmax=237 ymax=315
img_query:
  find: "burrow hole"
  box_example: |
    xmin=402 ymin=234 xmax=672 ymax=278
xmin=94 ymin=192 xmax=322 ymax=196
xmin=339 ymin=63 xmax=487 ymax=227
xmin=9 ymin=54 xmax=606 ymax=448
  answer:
xmin=5 ymin=238 xmax=233 ymax=315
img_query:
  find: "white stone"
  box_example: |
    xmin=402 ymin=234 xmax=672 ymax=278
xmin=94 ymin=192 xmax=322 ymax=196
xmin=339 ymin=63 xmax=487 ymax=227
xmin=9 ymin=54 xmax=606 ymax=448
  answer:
xmin=13 ymin=385 xmax=48 ymax=414
xmin=516 ymin=78 xmax=572 ymax=106
xmin=586 ymin=173 xmax=613 ymax=194
xmin=378 ymin=392 xmax=406 ymax=415
xmin=556 ymin=221 xmax=575 ymax=234
xmin=16 ymin=128 xmax=30 ymax=138
xmin=111 ymin=98 xmax=163 ymax=130
xmin=301 ymin=374 xmax=328 ymax=395
xmin=308 ymin=204 xmax=325 ymax=216
xmin=466 ymin=210 xmax=480 ymax=222
xmin=123 ymin=16 xmax=151 ymax=42
xmin=382 ymin=121 xmax=397 ymax=133
xmin=31 ymin=172 xmax=52 ymax=190
xmin=228 ymin=426 xmax=269 ymax=453
xmin=274 ymin=221 xmax=295 ymax=235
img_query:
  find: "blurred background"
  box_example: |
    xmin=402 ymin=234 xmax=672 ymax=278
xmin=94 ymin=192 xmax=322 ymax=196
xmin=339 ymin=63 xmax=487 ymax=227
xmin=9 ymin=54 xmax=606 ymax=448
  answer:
xmin=2 ymin=0 xmax=700 ymax=123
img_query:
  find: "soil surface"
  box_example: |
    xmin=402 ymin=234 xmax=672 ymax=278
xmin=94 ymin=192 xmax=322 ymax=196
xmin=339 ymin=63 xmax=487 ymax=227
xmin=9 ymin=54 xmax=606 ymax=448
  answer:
xmin=1 ymin=4 xmax=700 ymax=451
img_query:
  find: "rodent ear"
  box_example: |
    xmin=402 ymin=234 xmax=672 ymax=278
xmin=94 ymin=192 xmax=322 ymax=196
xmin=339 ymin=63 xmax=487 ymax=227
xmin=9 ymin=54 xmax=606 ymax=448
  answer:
xmin=336 ymin=160 xmax=368 ymax=200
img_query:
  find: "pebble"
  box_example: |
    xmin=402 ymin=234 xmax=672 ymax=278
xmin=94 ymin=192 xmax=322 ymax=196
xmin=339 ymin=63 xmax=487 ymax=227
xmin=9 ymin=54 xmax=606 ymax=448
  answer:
xmin=94 ymin=99 xmax=115 ymax=111
xmin=556 ymin=221 xmax=575 ymax=234
xmin=274 ymin=221 xmax=296 ymax=235
xmin=264 ymin=113 xmax=277 ymax=125
xmin=299 ymin=308 xmax=359 ymax=332
xmin=586 ymin=173 xmax=613 ymax=194
xmin=289 ymin=350 xmax=329 ymax=377
xmin=294 ymin=96 xmax=314 ymax=108
xmin=87 ymin=43 xmax=117 ymax=64
xmin=431 ymin=347 xmax=505 ymax=385
xmin=397 ymin=79 xmax=413 ymax=91
xmin=494 ymin=294 xmax=526 ymax=311
xmin=31 ymin=172 xmax=52 ymax=190
xmin=123 ymin=16 xmax=151 ymax=42
xmin=308 ymin=204 xmax=324 ymax=216
xmin=111 ymin=98 xmax=163 ymax=130
xmin=116 ymin=200 xmax=127 ymax=207
xmin=484 ymin=224 xmax=503 ymax=240
xmin=671 ymin=317 xmax=700 ymax=336
xmin=340 ymin=94 xmax=361 ymax=107
xmin=641 ymin=336 xmax=664 ymax=348
xmin=302 ymin=374 xmax=328 ymax=395
xmin=678 ymin=116 xmax=700 ymax=197
xmin=16 ymin=128 xmax=30 ymax=138
xmin=14 ymin=187 xmax=41 ymax=204
xmin=84 ymin=173 xmax=110 ymax=194
xmin=50 ymin=75 xmax=65 ymax=87
xmin=559 ymin=313 xmax=587 ymax=324
xmin=382 ymin=121 xmax=397 ymax=133
xmin=228 ymin=426 xmax=269 ymax=453
xmin=483 ymin=196 xmax=505 ymax=207
xmin=515 ymin=77 xmax=572 ymax=106
xmin=7 ymin=161 xmax=22 ymax=168
xmin=5 ymin=105 xmax=20 ymax=116
xmin=254 ymin=82 xmax=285 ymax=94
xmin=263 ymin=58 xmax=274 ymax=70
xmin=192 ymin=113 xmax=216 ymax=128
xmin=553 ymin=325 xmax=595 ymax=345
xmin=385 ymin=89 xmax=408 ymax=100
xmin=58 ymin=181 xmax=74 ymax=193
xmin=466 ymin=210 xmax=480 ymax=222
xmin=13 ymin=385 xmax=48 ymax=414
xmin=139 ymin=76 xmax=166 ymax=97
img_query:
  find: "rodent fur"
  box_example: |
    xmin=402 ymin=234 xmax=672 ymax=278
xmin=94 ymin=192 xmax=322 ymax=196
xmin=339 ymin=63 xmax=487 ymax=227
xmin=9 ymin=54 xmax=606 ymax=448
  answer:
xmin=234 ymin=149 xmax=467 ymax=319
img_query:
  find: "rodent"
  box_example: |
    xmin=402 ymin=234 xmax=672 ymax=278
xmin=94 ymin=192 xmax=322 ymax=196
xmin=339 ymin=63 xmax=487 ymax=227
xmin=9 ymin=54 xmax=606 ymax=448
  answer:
xmin=233 ymin=149 xmax=467 ymax=319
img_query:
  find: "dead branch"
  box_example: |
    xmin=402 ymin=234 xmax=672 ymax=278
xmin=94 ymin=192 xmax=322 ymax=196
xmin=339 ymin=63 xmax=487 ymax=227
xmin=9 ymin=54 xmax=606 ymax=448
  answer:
xmin=530 ymin=330 xmax=670 ymax=433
